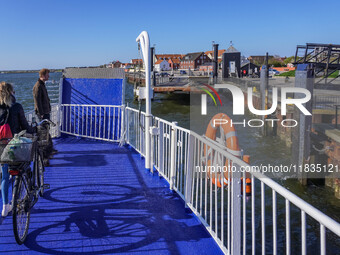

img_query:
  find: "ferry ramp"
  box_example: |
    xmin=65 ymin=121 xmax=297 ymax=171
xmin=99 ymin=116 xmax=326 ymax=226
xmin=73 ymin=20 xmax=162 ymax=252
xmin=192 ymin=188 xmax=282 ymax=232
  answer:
xmin=0 ymin=136 xmax=223 ymax=254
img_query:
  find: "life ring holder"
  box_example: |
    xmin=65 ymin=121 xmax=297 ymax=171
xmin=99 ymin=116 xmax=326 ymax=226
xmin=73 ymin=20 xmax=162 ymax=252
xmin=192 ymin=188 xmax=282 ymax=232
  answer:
xmin=203 ymin=113 xmax=250 ymax=193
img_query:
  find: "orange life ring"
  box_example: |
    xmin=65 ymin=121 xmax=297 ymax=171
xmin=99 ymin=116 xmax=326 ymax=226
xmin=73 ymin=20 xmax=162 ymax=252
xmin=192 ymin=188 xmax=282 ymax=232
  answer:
xmin=204 ymin=113 xmax=250 ymax=189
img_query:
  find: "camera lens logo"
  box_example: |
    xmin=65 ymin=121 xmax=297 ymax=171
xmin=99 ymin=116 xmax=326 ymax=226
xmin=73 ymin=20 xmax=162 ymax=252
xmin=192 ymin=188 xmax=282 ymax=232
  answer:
xmin=199 ymin=84 xmax=223 ymax=115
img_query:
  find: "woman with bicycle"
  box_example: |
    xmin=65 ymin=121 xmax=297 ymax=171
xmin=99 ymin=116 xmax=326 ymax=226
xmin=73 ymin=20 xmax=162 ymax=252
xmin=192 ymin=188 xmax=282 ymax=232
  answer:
xmin=0 ymin=82 xmax=36 ymax=217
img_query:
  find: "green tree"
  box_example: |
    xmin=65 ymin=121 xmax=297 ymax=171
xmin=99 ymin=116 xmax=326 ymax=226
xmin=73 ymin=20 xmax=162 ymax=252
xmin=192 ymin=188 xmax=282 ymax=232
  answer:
xmin=284 ymin=56 xmax=295 ymax=65
xmin=268 ymin=59 xmax=284 ymax=67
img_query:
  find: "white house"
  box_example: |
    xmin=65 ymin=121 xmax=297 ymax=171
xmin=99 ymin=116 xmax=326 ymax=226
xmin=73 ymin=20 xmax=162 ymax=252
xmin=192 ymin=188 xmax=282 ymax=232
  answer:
xmin=155 ymin=59 xmax=171 ymax=71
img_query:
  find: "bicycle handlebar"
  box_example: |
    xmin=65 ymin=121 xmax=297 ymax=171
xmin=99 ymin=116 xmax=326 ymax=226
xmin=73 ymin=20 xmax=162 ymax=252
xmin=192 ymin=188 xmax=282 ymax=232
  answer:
xmin=36 ymin=119 xmax=56 ymax=127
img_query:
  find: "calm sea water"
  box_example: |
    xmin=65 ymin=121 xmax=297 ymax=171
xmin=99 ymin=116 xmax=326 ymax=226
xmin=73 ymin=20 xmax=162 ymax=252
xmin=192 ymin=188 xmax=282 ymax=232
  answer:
xmin=1 ymin=72 xmax=339 ymax=252
xmin=0 ymin=72 xmax=61 ymax=112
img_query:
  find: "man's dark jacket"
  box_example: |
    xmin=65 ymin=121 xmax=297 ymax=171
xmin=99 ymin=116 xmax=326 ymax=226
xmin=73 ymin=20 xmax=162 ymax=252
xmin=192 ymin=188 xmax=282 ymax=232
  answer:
xmin=0 ymin=96 xmax=35 ymax=135
xmin=33 ymin=79 xmax=51 ymax=117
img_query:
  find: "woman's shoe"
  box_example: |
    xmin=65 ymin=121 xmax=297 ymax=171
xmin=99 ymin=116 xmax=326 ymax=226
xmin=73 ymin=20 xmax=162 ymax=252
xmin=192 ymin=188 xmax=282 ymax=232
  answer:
xmin=1 ymin=203 xmax=12 ymax=217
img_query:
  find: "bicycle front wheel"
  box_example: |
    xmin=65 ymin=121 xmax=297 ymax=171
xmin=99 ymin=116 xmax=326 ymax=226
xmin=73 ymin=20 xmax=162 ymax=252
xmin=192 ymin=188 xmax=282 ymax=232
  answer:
xmin=12 ymin=174 xmax=31 ymax=245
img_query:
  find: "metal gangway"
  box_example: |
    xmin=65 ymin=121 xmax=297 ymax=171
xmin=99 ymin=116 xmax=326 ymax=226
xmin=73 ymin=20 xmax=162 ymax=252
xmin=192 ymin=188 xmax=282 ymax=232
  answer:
xmin=295 ymin=43 xmax=340 ymax=85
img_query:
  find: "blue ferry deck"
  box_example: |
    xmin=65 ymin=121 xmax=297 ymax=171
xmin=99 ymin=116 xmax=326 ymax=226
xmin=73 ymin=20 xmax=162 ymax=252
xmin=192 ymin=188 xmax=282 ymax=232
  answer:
xmin=0 ymin=137 xmax=223 ymax=255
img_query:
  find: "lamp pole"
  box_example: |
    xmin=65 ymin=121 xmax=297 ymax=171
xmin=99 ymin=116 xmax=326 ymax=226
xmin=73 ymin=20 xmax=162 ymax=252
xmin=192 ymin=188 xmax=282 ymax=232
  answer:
xmin=136 ymin=31 xmax=152 ymax=170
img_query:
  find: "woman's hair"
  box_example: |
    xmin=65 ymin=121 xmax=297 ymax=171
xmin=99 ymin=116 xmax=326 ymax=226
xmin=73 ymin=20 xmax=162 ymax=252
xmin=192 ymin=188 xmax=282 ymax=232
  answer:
xmin=0 ymin=81 xmax=14 ymax=107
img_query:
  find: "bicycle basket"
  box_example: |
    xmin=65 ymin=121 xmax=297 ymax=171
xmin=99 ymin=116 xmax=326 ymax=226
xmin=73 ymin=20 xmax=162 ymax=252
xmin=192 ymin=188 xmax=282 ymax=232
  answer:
xmin=0 ymin=134 xmax=34 ymax=163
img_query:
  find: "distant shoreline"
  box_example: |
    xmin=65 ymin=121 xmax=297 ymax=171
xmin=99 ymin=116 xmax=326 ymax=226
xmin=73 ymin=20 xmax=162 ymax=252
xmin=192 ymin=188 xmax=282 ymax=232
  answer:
xmin=0 ymin=69 xmax=63 ymax=74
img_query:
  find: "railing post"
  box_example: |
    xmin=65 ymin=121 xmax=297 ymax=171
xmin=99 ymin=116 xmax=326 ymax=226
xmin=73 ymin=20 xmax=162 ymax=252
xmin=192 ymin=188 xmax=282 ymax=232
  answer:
xmin=56 ymin=105 xmax=61 ymax=138
xmin=126 ymin=107 xmax=130 ymax=144
xmin=60 ymin=105 xmax=64 ymax=134
xmin=158 ymin=121 xmax=164 ymax=175
xmin=150 ymin=126 xmax=154 ymax=174
xmin=185 ymin=133 xmax=194 ymax=207
xmin=140 ymin=116 xmax=143 ymax=155
xmin=170 ymin=121 xmax=178 ymax=190
xmin=119 ymin=105 xmax=125 ymax=143
xmin=57 ymin=77 xmax=63 ymax=137
xmin=231 ymin=164 xmax=242 ymax=255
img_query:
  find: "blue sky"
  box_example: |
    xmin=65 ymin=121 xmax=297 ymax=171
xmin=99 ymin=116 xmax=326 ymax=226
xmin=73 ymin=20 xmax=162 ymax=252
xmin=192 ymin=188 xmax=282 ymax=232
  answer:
xmin=0 ymin=0 xmax=339 ymax=70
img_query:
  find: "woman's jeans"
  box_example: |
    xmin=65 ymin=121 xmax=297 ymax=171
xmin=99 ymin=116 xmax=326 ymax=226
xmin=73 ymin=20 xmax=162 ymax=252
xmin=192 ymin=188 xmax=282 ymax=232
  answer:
xmin=1 ymin=164 xmax=9 ymax=204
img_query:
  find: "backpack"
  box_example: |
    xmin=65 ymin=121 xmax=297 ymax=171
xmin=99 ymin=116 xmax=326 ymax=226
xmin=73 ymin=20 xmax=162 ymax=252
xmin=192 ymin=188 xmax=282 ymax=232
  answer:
xmin=0 ymin=108 xmax=13 ymax=142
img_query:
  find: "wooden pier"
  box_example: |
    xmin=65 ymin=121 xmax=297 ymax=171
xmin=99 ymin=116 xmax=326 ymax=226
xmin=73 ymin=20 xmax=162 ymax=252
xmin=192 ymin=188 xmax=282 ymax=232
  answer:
xmin=127 ymin=73 xmax=209 ymax=94
xmin=153 ymin=86 xmax=203 ymax=93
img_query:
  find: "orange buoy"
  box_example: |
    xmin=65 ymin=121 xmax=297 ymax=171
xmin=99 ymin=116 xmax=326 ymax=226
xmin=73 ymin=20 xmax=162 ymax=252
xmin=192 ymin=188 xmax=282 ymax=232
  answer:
xmin=245 ymin=178 xmax=251 ymax=196
xmin=242 ymin=155 xmax=251 ymax=196
xmin=204 ymin=113 xmax=252 ymax=194
xmin=204 ymin=113 xmax=242 ymax=188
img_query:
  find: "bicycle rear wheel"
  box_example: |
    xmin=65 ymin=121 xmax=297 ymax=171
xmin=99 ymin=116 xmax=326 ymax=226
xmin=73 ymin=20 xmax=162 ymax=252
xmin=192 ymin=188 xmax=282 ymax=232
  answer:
xmin=38 ymin=153 xmax=45 ymax=197
xmin=36 ymin=152 xmax=45 ymax=197
xmin=12 ymin=174 xmax=31 ymax=245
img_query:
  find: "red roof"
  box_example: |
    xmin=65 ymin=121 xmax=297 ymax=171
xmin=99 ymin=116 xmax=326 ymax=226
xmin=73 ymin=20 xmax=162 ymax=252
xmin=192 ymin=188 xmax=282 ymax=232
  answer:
xmin=156 ymin=54 xmax=183 ymax=59
xmin=205 ymin=49 xmax=226 ymax=57
xmin=131 ymin=59 xmax=143 ymax=64
xmin=170 ymin=58 xmax=180 ymax=64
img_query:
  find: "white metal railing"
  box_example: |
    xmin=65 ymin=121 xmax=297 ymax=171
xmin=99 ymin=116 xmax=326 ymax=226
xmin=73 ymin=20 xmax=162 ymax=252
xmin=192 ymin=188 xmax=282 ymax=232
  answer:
xmin=60 ymin=104 xmax=123 ymax=142
xmin=125 ymin=107 xmax=146 ymax=156
xmin=155 ymin=76 xmax=170 ymax=85
xmin=47 ymin=103 xmax=340 ymax=254
xmin=123 ymin=106 xmax=340 ymax=255
xmin=152 ymin=118 xmax=191 ymax=200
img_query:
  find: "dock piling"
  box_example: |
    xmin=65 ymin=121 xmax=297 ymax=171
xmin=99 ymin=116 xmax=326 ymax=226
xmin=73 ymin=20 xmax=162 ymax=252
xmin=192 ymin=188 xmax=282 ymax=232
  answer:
xmin=292 ymin=63 xmax=314 ymax=185
xmin=260 ymin=63 xmax=268 ymax=136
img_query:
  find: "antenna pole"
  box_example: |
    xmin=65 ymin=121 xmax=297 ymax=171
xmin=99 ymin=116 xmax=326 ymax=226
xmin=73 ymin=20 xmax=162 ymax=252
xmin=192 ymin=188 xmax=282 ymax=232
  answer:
xmin=213 ymin=43 xmax=219 ymax=84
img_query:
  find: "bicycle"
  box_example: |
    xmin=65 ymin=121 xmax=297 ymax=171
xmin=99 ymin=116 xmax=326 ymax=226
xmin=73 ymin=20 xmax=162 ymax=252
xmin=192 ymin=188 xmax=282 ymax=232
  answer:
xmin=33 ymin=119 xmax=55 ymax=197
xmin=3 ymin=119 xmax=55 ymax=244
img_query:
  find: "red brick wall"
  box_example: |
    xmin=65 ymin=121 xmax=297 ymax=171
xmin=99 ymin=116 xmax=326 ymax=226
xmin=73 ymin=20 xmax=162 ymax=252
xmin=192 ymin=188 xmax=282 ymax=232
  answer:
xmin=325 ymin=140 xmax=340 ymax=199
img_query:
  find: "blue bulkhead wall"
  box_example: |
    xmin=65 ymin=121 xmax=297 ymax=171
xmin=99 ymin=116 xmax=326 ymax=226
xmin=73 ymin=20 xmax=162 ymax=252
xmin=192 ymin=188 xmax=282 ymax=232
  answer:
xmin=62 ymin=78 xmax=124 ymax=105
xmin=61 ymin=76 xmax=125 ymax=140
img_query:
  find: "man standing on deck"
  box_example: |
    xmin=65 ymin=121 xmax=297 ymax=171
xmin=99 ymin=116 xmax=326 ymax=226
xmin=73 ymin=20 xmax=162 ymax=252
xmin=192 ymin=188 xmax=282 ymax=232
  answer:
xmin=33 ymin=68 xmax=57 ymax=166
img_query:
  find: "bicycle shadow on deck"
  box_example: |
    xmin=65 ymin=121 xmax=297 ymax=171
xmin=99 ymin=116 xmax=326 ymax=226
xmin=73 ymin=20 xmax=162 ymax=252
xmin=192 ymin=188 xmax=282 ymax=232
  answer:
xmin=24 ymin=183 xmax=212 ymax=255
xmin=20 ymin=143 xmax=219 ymax=255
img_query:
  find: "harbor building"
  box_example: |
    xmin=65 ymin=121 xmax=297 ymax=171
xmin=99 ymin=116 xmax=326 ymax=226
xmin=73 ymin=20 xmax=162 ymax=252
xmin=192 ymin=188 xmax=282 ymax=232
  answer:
xmin=180 ymin=52 xmax=210 ymax=70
